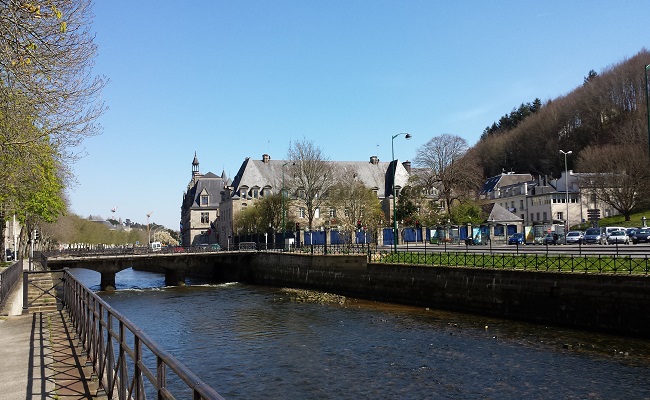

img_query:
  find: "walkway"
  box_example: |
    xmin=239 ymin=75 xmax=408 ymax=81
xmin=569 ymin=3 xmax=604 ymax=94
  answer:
xmin=0 ymin=272 xmax=106 ymax=399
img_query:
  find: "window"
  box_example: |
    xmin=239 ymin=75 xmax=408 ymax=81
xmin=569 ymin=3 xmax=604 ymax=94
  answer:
xmin=329 ymin=208 xmax=336 ymax=218
xmin=299 ymin=208 xmax=306 ymax=218
xmin=557 ymin=212 xmax=564 ymax=220
xmin=543 ymin=212 xmax=547 ymax=221
xmin=315 ymin=208 xmax=320 ymax=218
xmin=201 ymin=195 xmax=208 ymax=206
xmin=201 ymin=212 xmax=210 ymax=224
xmin=253 ymin=188 xmax=259 ymax=198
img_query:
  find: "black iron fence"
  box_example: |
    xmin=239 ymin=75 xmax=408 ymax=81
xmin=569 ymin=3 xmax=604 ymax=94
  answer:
xmin=62 ymin=270 xmax=225 ymax=399
xmin=370 ymin=250 xmax=650 ymax=275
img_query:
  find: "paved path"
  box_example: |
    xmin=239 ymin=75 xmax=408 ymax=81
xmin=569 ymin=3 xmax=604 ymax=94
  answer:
xmin=1 ymin=278 xmax=106 ymax=399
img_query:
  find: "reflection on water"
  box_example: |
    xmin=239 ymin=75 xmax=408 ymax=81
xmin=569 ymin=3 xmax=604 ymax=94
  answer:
xmin=70 ymin=268 xmax=650 ymax=399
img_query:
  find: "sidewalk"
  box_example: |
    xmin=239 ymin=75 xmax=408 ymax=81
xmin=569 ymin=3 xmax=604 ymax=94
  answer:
xmin=0 ymin=274 xmax=106 ymax=399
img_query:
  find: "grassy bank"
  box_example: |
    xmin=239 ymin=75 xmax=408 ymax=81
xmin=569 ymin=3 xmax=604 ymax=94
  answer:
xmin=377 ymin=251 xmax=650 ymax=275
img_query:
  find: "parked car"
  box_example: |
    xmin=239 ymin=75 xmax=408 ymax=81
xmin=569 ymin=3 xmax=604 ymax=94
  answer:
xmin=607 ymin=230 xmax=629 ymax=244
xmin=604 ymin=226 xmax=627 ymax=243
xmin=543 ymin=233 xmax=564 ymax=245
xmin=632 ymin=228 xmax=650 ymax=244
xmin=583 ymin=228 xmax=605 ymax=244
xmin=565 ymin=231 xmax=584 ymax=244
xmin=5 ymin=249 xmax=14 ymax=261
xmin=507 ymin=233 xmax=525 ymax=245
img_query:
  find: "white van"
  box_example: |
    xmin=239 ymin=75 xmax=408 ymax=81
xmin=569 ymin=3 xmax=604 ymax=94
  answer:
xmin=149 ymin=241 xmax=162 ymax=252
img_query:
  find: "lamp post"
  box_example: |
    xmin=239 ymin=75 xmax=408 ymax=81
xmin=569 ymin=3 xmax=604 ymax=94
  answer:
xmin=146 ymin=211 xmax=153 ymax=244
xmin=645 ymin=64 xmax=650 ymax=157
xmin=560 ymin=150 xmax=572 ymax=232
xmin=391 ymin=132 xmax=412 ymax=253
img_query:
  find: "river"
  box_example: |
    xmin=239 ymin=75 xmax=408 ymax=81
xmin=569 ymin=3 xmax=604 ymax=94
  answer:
xmin=70 ymin=268 xmax=650 ymax=399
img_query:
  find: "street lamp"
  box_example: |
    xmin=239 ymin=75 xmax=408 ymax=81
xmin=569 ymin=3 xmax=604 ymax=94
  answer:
xmin=645 ymin=64 xmax=650 ymax=157
xmin=391 ymin=132 xmax=412 ymax=253
xmin=146 ymin=211 xmax=153 ymax=244
xmin=560 ymin=150 xmax=572 ymax=232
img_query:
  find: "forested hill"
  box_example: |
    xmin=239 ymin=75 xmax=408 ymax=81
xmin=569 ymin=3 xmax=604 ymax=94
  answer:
xmin=467 ymin=49 xmax=650 ymax=179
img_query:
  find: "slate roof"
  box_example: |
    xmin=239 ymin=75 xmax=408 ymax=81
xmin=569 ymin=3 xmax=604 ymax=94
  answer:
xmin=480 ymin=173 xmax=533 ymax=195
xmin=482 ymin=203 xmax=523 ymax=222
xmin=185 ymin=173 xmax=225 ymax=209
xmin=230 ymin=157 xmax=409 ymax=199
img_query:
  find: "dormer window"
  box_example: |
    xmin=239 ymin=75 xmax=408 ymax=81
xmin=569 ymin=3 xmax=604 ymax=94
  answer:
xmin=201 ymin=195 xmax=209 ymax=206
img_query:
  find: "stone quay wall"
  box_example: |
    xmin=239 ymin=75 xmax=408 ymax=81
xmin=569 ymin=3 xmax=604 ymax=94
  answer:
xmin=198 ymin=252 xmax=650 ymax=337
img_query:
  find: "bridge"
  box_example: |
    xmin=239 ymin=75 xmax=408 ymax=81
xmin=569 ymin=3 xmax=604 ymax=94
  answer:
xmin=43 ymin=250 xmax=256 ymax=290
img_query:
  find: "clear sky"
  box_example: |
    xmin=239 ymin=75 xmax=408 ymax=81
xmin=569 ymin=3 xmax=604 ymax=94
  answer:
xmin=68 ymin=0 xmax=649 ymax=230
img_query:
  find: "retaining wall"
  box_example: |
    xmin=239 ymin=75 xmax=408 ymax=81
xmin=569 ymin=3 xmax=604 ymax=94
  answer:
xmin=203 ymin=252 xmax=650 ymax=337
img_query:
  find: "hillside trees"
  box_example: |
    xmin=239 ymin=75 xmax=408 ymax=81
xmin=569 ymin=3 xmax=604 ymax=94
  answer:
xmin=480 ymin=98 xmax=542 ymax=139
xmin=472 ymin=49 xmax=650 ymax=178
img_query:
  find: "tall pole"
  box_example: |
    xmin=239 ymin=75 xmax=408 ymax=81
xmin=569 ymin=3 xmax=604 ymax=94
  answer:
xmin=645 ymin=64 xmax=650 ymax=157
xmin=282 ymin=162 xmax=289 ymax=247
xmin=146 ymin=211 xmax=153 ymax=244
xmin=391 ymin=132 xmax=411 ymax=253
xmin=560 ymin=150 xmax=572 ymax=232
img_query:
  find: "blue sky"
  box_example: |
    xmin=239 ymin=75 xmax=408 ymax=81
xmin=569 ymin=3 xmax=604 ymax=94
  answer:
xmin=69 ymin=1 xmax=649 ymax=230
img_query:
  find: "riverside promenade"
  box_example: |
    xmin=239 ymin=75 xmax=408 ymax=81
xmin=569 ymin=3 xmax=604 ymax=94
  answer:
xmin=0 ymin=271 xmax=105 ymax=400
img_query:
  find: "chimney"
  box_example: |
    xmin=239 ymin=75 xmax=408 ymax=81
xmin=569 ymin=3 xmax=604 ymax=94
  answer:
xmin=262 ymin=154 xmax=270 ymax=164
xmin=370 ymin=155 xmax=379 ymax=165
xmin=402 ymin=160 xmax=411 ymax=173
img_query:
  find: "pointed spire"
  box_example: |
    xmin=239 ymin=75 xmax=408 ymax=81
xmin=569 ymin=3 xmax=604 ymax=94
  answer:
xmin=192 ymin=152 xmax=200 ymax=177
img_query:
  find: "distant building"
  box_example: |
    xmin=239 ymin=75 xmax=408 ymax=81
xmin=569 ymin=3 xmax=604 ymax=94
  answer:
xmin=180 ymin=153 xmax=229 ymax=246
xmin=217 ymin=154 xmax=410 ymax=249
xmin=480 ymin=170 xmax=618 ymax=232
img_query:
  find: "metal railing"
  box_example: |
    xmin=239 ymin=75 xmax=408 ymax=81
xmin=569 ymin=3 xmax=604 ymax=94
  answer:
xmin=0 ymin=260 xmax=23 ymax=309
xmin=374 ymin=250 xmax=650 ymax=275
xmin=62 ymin=270 xmax=225 ymax=400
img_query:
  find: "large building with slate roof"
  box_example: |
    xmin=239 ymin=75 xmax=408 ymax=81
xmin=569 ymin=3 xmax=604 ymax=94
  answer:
xmin=216 ymin=153 xmax=411 ymax=248
xmin=180 ymin=153 xmax=229 ymax=246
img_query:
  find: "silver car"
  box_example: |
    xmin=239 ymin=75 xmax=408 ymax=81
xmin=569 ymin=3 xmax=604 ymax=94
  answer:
xmin=565 ymin=231 xmax=584 ymax=244
xmin=583 ymin=228 xmax=605 ymax=244
xmin=607 ymin=230 xmax=629 ymax=244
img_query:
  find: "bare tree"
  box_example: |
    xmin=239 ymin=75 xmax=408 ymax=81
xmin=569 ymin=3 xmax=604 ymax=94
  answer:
xmin=287 ymin=139 xmax=335 ymax=230
xmin=327 ymin=168 xmax=382 ymax=232
xmin=0 ymin=0 xmax=106 ymax=154
xmin=576 ymin=144 xmax=650 ymax=221
xmin=413 ymin=134 xmax=482 ymax=212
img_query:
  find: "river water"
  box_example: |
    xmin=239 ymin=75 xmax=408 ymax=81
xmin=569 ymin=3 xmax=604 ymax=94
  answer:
xmin=70 ymin=268 xmax=650 ymax=399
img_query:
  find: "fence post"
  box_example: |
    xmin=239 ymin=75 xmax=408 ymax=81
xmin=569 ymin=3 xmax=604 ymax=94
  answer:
xmin=22 ymin=270 xmax=28 ymax=314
